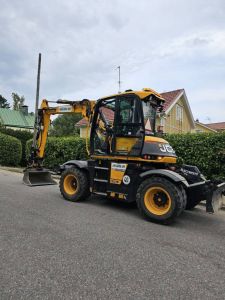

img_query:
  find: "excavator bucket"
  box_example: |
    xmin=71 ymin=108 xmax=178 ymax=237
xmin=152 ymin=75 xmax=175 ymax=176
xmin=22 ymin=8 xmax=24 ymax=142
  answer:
xmin=23 ymin=168 xmax=57 ymax=186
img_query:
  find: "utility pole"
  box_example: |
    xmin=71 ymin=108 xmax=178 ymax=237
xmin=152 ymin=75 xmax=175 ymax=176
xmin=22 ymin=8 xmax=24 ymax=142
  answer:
xmin=32 ymin=53 xmax=42 ymax=150
xmin=116 ymin=66 xmax=121 ymax=93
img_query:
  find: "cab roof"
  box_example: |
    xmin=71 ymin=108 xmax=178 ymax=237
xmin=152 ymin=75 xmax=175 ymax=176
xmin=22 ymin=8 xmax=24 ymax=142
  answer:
xmin=99 ymin=88 xmax=165 ymax=102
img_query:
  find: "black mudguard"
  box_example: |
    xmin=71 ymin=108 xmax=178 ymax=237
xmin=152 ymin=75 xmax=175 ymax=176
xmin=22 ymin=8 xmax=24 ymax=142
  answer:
xmin=59 ymin=160 xmax=88 ymax=173
xmin=139 ymin=169 xmax=189 ymax=185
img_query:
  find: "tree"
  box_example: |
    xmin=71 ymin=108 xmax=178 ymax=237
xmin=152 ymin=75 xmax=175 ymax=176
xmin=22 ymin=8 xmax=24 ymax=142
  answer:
xmin=50 ymin=114 xmax=82 ymax=137
xmin=0 ymin=95 xmax=10 ymax=108
xmin=12 ymin=93 xmax=25 ymax=110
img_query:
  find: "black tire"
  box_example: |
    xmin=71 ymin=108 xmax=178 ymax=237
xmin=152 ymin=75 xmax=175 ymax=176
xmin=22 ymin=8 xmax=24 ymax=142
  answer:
xmin=59 ymin=167 xmax=90 ymax=202
xmin=136 ymin=176 xmax=185 ymax=225
xmin=180 ymin=185 xmax=187 ymax=211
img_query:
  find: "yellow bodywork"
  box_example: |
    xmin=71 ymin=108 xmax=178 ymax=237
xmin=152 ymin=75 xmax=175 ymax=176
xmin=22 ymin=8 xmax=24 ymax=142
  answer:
xmin=100 ymin=88 xmax=164 ymax=102
xmin=92 ymin=134 xmax=176 ymax=164
xmin=115 ymin=137 xmax=138 ymax=153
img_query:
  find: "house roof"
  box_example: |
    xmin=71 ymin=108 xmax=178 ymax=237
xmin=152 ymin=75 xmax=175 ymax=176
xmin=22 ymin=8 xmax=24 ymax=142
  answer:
xmin=76 ymin=107 xmax=114 ymax=127
xmin=160 ymin=89 xmax=184 ymax=112
xmin=160 ymin=88 xmax=195 ymax=129
xmin=0 ymin=108 xmax=35 ymax=129
xmin=205 ymin=122 xmax=225 ymax=131
xmin=195 ymin=121 xmax=217 ymax=132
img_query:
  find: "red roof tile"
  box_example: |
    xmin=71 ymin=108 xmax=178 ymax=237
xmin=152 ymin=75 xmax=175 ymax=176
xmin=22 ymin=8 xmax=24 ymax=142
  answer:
xmin=76 ymin=118 xmax=89 ymax=127
xmin=160 ymin=89 xmax=184 ymax=111
xmin=204 ymin=122 xmax=225 ymax=131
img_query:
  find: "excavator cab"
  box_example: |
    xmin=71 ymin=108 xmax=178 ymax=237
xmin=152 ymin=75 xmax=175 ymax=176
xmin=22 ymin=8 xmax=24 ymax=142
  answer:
xmin=90 ymin=90 xmax=164 ymax=157
xmin=90 ymin=93 xmax=146 ymax=157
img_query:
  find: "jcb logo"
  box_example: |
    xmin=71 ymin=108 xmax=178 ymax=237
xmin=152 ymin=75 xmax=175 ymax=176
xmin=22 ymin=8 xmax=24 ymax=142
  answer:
xmin=159 ymin=144 xmax=175 ymax=154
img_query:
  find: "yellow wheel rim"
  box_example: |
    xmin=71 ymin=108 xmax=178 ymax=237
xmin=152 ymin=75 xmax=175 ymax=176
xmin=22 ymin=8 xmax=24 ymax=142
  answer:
xmin=144 ymin=187 xmax=172 ymax=216
xmin=63 ymin=174 xmax=79 ymax=195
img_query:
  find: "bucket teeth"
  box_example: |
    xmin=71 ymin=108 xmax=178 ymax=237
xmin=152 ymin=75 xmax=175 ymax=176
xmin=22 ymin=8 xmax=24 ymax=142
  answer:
xmin=23 ymin=169 xmax=57 ymax=186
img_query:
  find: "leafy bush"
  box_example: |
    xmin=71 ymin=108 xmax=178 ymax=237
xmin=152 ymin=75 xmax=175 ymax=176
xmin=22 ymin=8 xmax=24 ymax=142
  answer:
xmin=166 ymin=132 xmax=225 ymax=180
xmin=25 ymin=131 xmax=225 ymax=180
xmin=49 ymin=114 xmax=82 ymax=137
xmin=0 ymin=128 xmax=33 ymax=166
xmin=0 ymin=132 xmax=22 ymax=166
xmin=26 ymin=136 xmax=88 ymax=168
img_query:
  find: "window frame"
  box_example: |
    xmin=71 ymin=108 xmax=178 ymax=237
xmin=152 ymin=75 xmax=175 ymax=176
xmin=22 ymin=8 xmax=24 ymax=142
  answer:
xmin=176 ymin=104 xmax=183 ymax=121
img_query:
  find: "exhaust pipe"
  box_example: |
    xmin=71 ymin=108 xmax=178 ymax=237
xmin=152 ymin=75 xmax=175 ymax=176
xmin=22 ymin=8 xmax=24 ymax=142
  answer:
xmin=23 ymin=168 xmax=57 ymax=187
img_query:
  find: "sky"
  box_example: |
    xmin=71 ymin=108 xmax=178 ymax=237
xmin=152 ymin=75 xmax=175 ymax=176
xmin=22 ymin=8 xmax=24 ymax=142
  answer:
xmin=0 ymin=0 xmax=225 ymax=123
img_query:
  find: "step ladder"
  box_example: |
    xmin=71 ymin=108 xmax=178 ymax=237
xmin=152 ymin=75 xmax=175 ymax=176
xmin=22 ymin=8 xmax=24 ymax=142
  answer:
xmin=92 ymin=165 xmax=109 ymax=196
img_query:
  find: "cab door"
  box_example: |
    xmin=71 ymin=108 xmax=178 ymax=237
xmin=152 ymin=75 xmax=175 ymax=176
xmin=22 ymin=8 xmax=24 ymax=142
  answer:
xmin=112 ymin=95 xmax=145 ymax=156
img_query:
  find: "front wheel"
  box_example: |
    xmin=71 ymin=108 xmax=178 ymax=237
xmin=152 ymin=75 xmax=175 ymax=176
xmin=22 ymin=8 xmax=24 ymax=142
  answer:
xmin=136 ymin=176 xmax=185 ymax=225
xmin=59 ymin=167 xmax=90 ymax=202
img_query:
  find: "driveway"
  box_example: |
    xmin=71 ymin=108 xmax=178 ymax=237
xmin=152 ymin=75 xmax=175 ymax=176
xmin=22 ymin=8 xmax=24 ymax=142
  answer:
xmin=0 ymin=169 xmax=225 ymax=299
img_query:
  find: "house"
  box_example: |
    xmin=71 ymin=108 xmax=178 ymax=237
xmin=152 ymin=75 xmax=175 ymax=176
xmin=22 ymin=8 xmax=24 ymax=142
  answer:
xmin=0 ymin=106 xmax=35 ymax=131
xmin=156 ymin=89 xmax=195 ymax=134
xmin=204 ymin=122 xmax=225 ymax=132
xmin=193 ymin=120 xmax=217 ymax=133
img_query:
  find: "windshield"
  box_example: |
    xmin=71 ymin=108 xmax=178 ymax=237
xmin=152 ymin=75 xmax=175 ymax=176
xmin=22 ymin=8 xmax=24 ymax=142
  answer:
xmin=142 ymin=101 xmax=157 ymax=134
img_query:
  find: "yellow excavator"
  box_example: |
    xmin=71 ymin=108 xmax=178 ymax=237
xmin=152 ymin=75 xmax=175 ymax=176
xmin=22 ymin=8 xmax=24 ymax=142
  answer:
xmin=24 ymin=88 xmax=225 ymax=224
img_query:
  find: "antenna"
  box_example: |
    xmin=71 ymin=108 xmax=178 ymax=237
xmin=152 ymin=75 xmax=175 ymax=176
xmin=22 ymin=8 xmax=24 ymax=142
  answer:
xmin=116 ymin=66 xmax=121 ymax=93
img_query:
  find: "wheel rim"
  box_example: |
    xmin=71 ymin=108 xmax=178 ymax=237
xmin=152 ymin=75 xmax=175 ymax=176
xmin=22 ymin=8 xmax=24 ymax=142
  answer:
xmin=144 ymin=187 xmax=172 ymax=216
xmin=64 ymin=174 xmax=78 ymax=195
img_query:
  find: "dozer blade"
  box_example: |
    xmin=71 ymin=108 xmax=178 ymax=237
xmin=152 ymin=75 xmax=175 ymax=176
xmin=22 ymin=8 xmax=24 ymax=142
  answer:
xmin=23 ymin=168 xmax=57 ymax=186
xmin=206 ymin=182 xmax=225 ymax=213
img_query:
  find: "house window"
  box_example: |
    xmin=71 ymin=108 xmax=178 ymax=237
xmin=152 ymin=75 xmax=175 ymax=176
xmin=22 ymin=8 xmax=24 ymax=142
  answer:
xmin=160 ymin=118 xmax=165 ymax=127
xmin=176 ymin=104 xmax=183 ymax=121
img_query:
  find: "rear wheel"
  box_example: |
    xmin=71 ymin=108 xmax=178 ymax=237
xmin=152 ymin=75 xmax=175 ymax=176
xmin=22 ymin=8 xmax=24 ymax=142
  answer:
xmin=136 ymin=176 xmax=185 ymax=224
xmin=60 ymin=167 xmax=90 ymax=202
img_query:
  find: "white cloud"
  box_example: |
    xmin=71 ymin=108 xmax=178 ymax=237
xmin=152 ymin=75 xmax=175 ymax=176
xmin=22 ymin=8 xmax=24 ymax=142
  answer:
xmin=0 ymin=0 xmax=224 ymax=122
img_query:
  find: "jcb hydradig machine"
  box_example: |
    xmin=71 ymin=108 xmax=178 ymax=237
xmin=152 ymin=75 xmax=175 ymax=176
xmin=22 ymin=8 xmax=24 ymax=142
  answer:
xmin=24 ymin=88 xmax=225 ymax=224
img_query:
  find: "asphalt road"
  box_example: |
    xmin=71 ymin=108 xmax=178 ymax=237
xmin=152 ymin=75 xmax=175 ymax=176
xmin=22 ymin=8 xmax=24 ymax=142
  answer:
xmin=0 ymin=169 xmax=225 ymax=300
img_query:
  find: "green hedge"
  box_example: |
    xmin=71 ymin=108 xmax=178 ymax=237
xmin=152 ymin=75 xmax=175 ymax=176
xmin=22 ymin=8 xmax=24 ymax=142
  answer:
xmin=26 ymin=136 xmax=88 ymax=168
xmin=25 ymin=132 xmax=225 ymax=180
xmin=0 ymin=132 xmax=22 ymax=166
xmin=0 ymin=128 xmax=33 ymax=166
xmin=166 ymin=132 xmax=225 ymax=180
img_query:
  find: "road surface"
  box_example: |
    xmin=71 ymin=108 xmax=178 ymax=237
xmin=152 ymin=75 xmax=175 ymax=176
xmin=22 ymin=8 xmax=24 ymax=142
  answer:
xmin=0 ymin=169 xmax=225 ymax=299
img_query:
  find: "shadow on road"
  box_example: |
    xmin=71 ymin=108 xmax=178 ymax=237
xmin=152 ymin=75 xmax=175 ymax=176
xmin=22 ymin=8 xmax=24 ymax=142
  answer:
xmin=82 ymin=195 xmax=224 ymax=231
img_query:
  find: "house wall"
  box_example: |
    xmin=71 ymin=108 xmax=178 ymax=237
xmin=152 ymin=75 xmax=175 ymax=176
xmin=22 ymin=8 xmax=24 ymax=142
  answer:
xmin=80 ymin=127 xmax=90 ymax=138
xmin=157 ymin=96 xmax=192 ymax=134
xmin=192 ymin=123 xmax=215 ymax=133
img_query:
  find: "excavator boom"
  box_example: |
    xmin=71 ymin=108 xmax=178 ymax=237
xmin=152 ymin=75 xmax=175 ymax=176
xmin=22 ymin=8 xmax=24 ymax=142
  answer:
xmin=23 ymin=98 xmax=95 ymax=186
